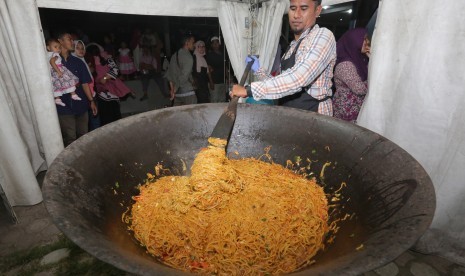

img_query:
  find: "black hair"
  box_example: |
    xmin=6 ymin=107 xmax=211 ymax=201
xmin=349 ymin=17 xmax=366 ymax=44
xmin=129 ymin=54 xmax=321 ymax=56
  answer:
xmin=85 ymin=44 xmax=107 ymax=78
xmin=289 ymin=0 xmax=321 ymax=7
xmin=45 ymin=38 xmax=59 ymax=46
xmin=86 ymin=45 xmax=101 ymax=57
xmin=54 ymin=30 xmax=71 ymax=40
xmin=180 ymin=32 xmax=195 ymax=48
xmin=86 ymin=44 xmax=107 ymax=66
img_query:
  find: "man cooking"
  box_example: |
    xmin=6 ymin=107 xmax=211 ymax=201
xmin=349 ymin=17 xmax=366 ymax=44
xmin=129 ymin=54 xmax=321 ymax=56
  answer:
xmin=230 ymin=0 xmax=336 ymax=115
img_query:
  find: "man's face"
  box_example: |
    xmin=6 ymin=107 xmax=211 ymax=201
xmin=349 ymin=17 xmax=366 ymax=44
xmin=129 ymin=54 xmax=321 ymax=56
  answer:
xmin=288 ymin=0 xmax=322 ymax=35
xmin=58 ymin=34 xmax=75 ymax=51
xmin=187 ymin=37 xmax=195 ymax=51
xmin=211 ymin=40 xmax=220 ymax=50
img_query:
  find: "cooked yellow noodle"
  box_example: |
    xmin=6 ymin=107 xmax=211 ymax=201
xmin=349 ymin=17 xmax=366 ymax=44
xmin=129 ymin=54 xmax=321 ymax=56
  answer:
xmin=127 ymin=144 xmax=329 ymax=275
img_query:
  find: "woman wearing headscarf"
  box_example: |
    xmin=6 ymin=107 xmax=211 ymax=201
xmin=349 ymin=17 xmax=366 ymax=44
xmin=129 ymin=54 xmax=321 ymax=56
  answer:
xmin=192 ymin=40 xmax=211 ymax=103
xmin=332 ymin=28 xmax=371 ymax=122
xmin=85 ymin=43 xmax=125 ymax=126
xmin=72 ymin=40 xmax=100 ymax=130
xmin=72 ymin=40 xmax=94 ymax=96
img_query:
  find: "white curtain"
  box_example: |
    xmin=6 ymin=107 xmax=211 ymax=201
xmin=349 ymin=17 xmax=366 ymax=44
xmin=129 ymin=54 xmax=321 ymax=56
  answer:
xmin=218 ymin=0 xmax=288 ymax=82
xmin=217 ymin=1 xmax=250 ymax=83
xmin=37 ymin=0 xmax=219 ymax=17
xmin=37 ymin=0 xmax=352 ymax=15
xmin=253 ymin=0 xmax=288 ymax=73
xmin=358 ymin=0 xmax=465 ymax=265
xmin=0 ymin=0 xmax=64 ymax=207
xmin=322 ymin=0 xmax=353 ymax=5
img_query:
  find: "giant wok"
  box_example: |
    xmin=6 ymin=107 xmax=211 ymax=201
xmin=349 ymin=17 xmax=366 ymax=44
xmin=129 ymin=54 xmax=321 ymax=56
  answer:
xmin=42 ymin=104 xmax=435 ymax=275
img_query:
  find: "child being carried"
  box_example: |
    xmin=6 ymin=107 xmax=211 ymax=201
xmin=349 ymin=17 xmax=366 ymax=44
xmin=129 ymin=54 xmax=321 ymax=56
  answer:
xmin=46 ymin=38 xmax=80 ymax=106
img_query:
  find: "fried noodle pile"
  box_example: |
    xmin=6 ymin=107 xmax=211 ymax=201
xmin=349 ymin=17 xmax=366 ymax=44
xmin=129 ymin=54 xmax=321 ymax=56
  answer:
xmin=125 ymin=141 xmax=328 ymax=275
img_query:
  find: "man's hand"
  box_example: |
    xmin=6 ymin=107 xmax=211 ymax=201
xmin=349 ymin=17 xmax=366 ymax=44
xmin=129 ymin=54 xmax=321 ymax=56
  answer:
xmin=90 ymin=101 xmax=98 ymax=116
xmin=246 ymin=55 xmax=260 ymax=72
xmin=81 ymin=83 xmax=97 ymax=115
xmin=230 ymin=84 xmax=247 ymax=98
xmin=169 ymin=81 xmax=176 ymax=100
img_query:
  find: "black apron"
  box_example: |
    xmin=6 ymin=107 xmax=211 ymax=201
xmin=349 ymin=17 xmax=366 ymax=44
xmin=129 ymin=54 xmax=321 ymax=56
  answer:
xmin=279 ymin=37 xmax=330 ymax=112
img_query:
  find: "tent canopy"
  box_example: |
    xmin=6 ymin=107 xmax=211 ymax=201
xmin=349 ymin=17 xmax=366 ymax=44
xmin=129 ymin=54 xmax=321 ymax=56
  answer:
xmin=36 ymin=0 xmax=351 ymax=17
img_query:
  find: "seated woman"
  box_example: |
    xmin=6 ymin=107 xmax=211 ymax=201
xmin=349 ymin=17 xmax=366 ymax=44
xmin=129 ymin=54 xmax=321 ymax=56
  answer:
xmin=332 ymin=28 xmax=371 ymax=122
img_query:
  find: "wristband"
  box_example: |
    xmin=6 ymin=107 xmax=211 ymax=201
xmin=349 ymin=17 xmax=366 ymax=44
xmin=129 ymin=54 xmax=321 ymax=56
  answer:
xmin=245 ymin=85 xmax=253 ymax=97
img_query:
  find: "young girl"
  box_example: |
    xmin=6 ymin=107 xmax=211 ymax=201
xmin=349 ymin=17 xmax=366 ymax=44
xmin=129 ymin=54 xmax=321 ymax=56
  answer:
xmin=118 ymin=41 xmax=136 ymax=79
xmin=139 ymin=46 xmax=158 ymax=101
xmin=46 ymin=38 xmax=80 ymax=106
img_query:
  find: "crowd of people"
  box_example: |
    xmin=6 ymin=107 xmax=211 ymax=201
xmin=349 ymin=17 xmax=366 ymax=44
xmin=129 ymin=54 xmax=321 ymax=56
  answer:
xmin=46 ymin=0 xmax=370 ymax=147
xmin=45 ymin=27 xmax=230 ymax=146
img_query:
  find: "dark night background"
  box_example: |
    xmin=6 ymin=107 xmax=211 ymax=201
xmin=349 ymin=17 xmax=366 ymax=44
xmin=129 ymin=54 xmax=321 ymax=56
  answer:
xmin=38 ymin=0 xmax=377 ymax=57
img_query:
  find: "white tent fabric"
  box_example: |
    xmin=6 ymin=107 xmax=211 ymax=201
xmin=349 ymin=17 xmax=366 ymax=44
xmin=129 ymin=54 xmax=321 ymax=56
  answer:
xmin=36 ymin=0 xmax=350 ymax=17
xmin=37 ymin=0 xmax=220 ymax=17
xmin=253 ymin=0 xmax=288 ymax=73
xmin=218 ymin=0 xmax=287 ymax=81
xmin=0 ymin=0 xmax=64 ymax=207
xmin=358 ymin=0 xmax=465 ymax=264
xmin=217 ymin=2 xmax=250 ymax=84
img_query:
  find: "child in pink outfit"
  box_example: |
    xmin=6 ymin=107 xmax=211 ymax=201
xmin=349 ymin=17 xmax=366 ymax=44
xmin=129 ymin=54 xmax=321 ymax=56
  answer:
xmin=95 ymin=54 xmax=136 ymax=98
xmin=118 ymin=42 xmax=136 ymax=79
xmin=46 ymin=38 xmax=81 ymax=106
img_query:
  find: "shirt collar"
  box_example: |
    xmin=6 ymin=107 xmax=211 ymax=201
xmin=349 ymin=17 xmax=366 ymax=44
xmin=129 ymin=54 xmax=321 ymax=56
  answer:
xmin=292 ymin=24 xmax=320 ymax=45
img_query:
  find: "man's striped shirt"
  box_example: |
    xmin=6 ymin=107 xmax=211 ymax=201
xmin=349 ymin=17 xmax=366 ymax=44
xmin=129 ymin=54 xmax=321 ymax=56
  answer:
xmin=252 ymin=25 xmax=336 ymax=116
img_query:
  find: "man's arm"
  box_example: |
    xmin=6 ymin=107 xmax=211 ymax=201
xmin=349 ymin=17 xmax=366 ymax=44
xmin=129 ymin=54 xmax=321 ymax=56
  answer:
xmin=178 ymin=51 xmax=194 ymax=88
xmin=77 ymin=58 xmax=98 ymax=115
xmin=207 ymin=65 xmax=214 ymax=90
xmin=254 ymin=67 xmax=273 ymax=81
xmin=82 ymin=83 xmax=97 ymax=115
xmin=169 ymin=81 xmax=176 ymax=100
xmin=164 ymin=56 xmax=178 ymax=88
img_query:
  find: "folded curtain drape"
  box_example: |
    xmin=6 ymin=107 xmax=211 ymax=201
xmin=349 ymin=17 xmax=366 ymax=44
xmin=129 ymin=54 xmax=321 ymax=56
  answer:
xmin=0 ymin=0 xmax=64 ymax=208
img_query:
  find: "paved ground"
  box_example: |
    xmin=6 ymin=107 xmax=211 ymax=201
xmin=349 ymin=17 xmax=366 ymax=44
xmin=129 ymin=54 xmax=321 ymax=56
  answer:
xmin=1 ymin=79 xmax=465 ymax=275
xmin=119 ymin=79 xmax=172 ymax=117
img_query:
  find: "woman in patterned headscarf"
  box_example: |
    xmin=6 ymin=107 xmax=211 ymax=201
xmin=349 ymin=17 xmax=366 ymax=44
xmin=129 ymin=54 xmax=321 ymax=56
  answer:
xmin=332 ymin=28 xmax=371 ymax=122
